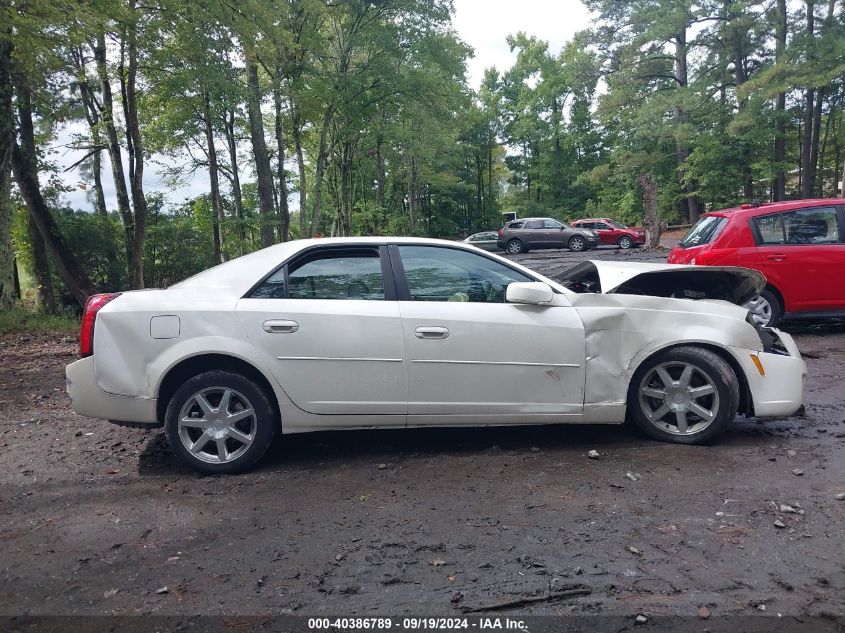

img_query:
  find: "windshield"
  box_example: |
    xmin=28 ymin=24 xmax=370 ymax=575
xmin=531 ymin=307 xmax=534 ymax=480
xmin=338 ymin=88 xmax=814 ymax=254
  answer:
xmin=679 ymin=216 xmax=727 ymax=247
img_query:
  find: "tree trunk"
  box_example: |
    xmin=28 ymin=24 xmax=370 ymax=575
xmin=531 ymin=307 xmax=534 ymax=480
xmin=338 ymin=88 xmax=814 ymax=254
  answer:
xmin=637 ymin=173 xmax=661 ymax=249
xmin=809 ymin=89 xmax=824 ymax=196
xmin=291 ymin=105 xmax=307 ymax=238
xmin=123 ymin=8 xmax=147 ymax=289
xmin=800 ymin=0 xmax=815 ymax=198
xmin=224 ymin=108 xmax=245 ymax=255
xmin=772 ymin=0 xmax=787 ymax=201
xmin=374 ymin=134 xmax=385 ymax=235
xmin=12 ymin=143 xmax=96 ymax=307
xmin=310 ymin=105 xmax=334 ymax=236
xmin=203 ymin=90 xmax=224 ymax=264
xmin=339 ymin=141 xmax=353 ymax=236
xmin=0 ymin=37 xmax=16 ymax=310
xmin=94 ymin=32 xmax=136 ymax=273
xmin=245 ymin=55 xmax=276 ymax=247
xmin=272 ymin=62 xmax=290 ymax=242
xmin=28 ymin=212 xmax=56 ymax=314
xmin=674 ymin=28 xmax=700 ymax=222
xmin=409 ymin=156 xmax=418 ymax=230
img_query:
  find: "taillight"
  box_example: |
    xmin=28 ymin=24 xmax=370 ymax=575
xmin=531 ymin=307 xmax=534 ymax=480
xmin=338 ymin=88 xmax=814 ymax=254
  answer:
xmin=497 ymin=228 xmax=504 ymax=237
xmin=79 ymin=293 xmax=121 ymax=358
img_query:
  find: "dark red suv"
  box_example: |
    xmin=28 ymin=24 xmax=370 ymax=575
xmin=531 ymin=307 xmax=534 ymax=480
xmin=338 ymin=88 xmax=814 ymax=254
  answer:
xmin=667 ymin=199 xmax=845 ymax=326
xmin=570 ymin=218 xmax=646 ymax=249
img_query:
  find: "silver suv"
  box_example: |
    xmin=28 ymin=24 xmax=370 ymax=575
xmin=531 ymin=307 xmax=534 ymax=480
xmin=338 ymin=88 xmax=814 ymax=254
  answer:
xmin=496 ymin=218 xmax=600 ymax=254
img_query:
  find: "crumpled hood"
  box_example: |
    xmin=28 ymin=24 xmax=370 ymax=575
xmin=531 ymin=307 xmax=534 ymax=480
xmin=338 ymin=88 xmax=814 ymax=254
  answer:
xmin=557 ymin=260 xmax=766 ymax=306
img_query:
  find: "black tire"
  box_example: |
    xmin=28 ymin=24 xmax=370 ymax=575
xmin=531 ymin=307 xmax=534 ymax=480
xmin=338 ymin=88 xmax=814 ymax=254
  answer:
xmin=164 ymin=370 xmax=279 ymax=474
xmin=568 ymin=236 xmax=586 ymax=252
xmin=749 ymin=288 xmax=783 ymax=327
xmin=618 ymin=235 xmax=633 ymax=249
xmin=627 ymin=346 xmax=739 ymax=445
xmin=506 ymin=239 xmax=525 ymax=254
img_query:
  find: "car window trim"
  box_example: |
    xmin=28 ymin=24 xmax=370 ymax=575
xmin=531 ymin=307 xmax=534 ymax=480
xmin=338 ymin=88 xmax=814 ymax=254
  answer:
xmin=750 ymin=205 xmax=843 ymax=247
xmin=386 ymin=242 xmax=556 ymax=301
xmin=243 ymin=243 xmax=398 ymax=300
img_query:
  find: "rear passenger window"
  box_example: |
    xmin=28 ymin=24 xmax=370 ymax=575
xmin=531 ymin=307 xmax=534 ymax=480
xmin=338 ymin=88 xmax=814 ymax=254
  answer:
xmin=508 ymin=222 xmax=523 ymax=229
xmin=755 ymin=207 xmax=840 ymax=245
xmin=250 ymin=249 xmax=385 ymax=300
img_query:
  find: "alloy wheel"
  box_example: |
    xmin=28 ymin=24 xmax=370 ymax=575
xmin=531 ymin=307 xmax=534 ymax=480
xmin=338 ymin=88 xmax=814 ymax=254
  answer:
xmin=618 ymin=236 xmax=632 ymax=249
xmin=569 ymin=237 xmax=585 ymax=251
xmin=744 ymin=295 xmax=773 ymax=326
xmin=638 ymin=361 xmax=720 ymax=436
xmin=177 ymin=386 xmax=257 ymax=464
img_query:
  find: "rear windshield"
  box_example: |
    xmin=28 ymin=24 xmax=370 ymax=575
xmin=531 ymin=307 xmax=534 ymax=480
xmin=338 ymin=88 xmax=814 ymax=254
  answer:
xmin=679 ymin=216 xmax=727 ymax=247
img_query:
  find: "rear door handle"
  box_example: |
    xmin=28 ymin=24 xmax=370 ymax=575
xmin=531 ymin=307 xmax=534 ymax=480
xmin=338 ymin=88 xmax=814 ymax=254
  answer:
xmin=415 ymin=326 xmax=450 ymax=340
xmin=263 ymin=319 xmax=299 ymax=333
xmin=766 ymin=254 xmax=787 ymax=262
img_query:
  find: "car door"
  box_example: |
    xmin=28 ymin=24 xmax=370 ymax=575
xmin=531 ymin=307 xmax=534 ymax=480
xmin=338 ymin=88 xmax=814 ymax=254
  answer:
xmin=522 ymin=219 xmax=550 ymax=248
xmin=391 ymin=244 xmax=586 ymax=420
xmin=236 ymin=245 xmax=407 ymax=419
xmin=752 ymin=206 xmax=845 ymax=311
xmin=542 ymin=219 xmax=568 ymax=247
xmin=592 ymin=221 xmax=615 ymax=245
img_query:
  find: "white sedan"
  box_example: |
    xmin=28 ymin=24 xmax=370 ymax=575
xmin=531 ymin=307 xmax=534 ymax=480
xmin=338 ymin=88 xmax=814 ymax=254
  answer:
xmin=66 ymin=237 xmax=806 ymax=473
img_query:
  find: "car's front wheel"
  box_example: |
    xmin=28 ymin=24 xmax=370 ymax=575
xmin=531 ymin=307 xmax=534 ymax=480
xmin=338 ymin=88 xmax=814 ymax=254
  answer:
xmin=568 ymin=236 xmax=586 ymax=252
xmin=165 ymin=370 xmax=279 ymax=474
xmin=618 ymin=235 xmax=633 ymax=249
xmin=628 ymin=346 xmax=739 ymax=445
xmin=506 ymin=239 xmax=525 ymax=254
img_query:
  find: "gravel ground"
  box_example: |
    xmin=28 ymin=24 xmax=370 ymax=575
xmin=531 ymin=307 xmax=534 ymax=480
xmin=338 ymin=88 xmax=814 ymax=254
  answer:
xmin=1 ymin=246 xmax=844 ymax=619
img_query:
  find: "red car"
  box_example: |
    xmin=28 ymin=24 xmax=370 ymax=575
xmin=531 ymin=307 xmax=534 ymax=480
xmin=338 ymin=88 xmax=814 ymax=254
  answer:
xmin=570 ymin=218 xmax=646 ymax=249
xmin=667 ymin=198 xmax=845 ymax=326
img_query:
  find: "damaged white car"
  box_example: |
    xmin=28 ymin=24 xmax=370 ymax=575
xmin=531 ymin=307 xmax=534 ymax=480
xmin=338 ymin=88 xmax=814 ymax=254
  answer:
xmin=66 ymin=238 xmax=806 ymax=473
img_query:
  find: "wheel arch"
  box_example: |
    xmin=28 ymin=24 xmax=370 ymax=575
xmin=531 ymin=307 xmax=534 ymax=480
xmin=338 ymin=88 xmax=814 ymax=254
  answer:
xmin=156 ymin=353 xmax=282 ymax=425
xmin=627 ymin=342 xmax=752 ymax=416
xmin=763 ymin=283 xmax=785 ymax=314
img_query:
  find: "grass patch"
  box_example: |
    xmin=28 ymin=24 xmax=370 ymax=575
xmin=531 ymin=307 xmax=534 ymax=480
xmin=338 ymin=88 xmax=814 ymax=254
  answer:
xmin=0 ymin=308 xmax=79 ymax=336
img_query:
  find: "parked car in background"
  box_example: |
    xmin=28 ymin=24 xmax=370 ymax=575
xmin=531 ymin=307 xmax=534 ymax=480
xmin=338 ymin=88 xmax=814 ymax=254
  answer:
xmin=571 ymin=218 xmax=646 ymax=249
xmin=497 ymin=217 xmax=600 ymax=254
xmin=667 ymin=199 xmax=845 ymax=326
xmin=66 ymin=238 xmax=805 ymax=474
xmin=462 ymin=231 xmax=500 ymax=251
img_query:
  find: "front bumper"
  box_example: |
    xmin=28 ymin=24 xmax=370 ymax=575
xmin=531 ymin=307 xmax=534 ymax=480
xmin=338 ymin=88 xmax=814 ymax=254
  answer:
xmin=66 ymin=357 xmax=159 ymax=425
xmin=729 ymin=330 xmax=806 ymax=418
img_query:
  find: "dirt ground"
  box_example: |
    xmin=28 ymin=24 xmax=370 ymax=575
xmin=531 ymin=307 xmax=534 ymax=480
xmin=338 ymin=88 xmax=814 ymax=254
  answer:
xmin=1 ymin=246 xmax=844 ymax=619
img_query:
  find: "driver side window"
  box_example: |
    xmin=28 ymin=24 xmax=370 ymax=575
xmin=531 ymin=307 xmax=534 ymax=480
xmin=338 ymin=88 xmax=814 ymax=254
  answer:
xmin=398 ymin=246 xmax=533 ymax=303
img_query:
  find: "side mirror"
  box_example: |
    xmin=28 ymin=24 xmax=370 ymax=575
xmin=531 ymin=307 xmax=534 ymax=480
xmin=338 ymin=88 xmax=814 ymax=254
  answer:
xmin=506 ymin=282 xmax=554 ymax=305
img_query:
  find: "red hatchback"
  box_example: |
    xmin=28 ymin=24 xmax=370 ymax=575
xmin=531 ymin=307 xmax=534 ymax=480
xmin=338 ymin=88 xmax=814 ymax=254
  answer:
xmin=571 ymin=218 xmax=646 ymax=249
xmin=667 ymin=199 xmax=845 ymax=326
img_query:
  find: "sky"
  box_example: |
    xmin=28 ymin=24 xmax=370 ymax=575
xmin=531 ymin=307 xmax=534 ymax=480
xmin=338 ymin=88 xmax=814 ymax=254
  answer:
xmin=57 ymin=0 xmax=594 ymax=212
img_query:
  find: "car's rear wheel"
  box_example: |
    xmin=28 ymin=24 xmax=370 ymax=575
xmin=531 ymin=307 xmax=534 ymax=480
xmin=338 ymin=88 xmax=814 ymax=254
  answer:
xmin=506 ymin=239 xmax=525 ymax=254
xmin=744 ymin=288 xmax=782 ymax=327
xmin=568 ymin=236 xmax=586 ymax=252
xmin=628 ymin=346 xmax=739 ymax=445
xmin=618 ymin=235 xmax=633 ymax=249
xmin=165 ymin=370 xmax=278 ymax=474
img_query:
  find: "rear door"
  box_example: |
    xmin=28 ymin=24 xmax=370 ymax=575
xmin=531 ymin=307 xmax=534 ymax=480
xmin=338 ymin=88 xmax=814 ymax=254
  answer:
xmin=391 ymin=244 xmax=586 ymax=420
xmin=237 ymin=245 xmax=407 ymax=419
xmin=752 ymin=206 xmax=845 ymax=311
xmin=522 ymin=219 xmax=550 ymax=247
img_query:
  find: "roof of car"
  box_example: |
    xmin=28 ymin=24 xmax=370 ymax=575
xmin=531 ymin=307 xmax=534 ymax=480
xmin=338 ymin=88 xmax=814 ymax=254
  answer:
xmin=704 ymin=198 xmax=845 ymax=217
xmin=509 ymin=217 xmax=558 ymax=222
xmin=572 ymin=218 xmax=613 ymax=223
xmin=168 ymin=236 xmax=552 ymax=297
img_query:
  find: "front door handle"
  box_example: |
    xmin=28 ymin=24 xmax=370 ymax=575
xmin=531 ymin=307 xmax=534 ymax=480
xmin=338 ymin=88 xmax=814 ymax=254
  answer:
xmin=263 ymin=319 xmax=299 ymax=333
xmin=415 ymin=326 xmax=450 ymax=340
xmin=766 ymin=254 xmax=787 ymax=262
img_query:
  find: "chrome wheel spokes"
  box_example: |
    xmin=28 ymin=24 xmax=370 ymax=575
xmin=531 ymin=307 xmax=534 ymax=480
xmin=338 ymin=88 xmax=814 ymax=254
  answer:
xmin=177 ymin=387 xmax=256 ymax=464
xmin=638 ymin=361 xmax=720 ymax=435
